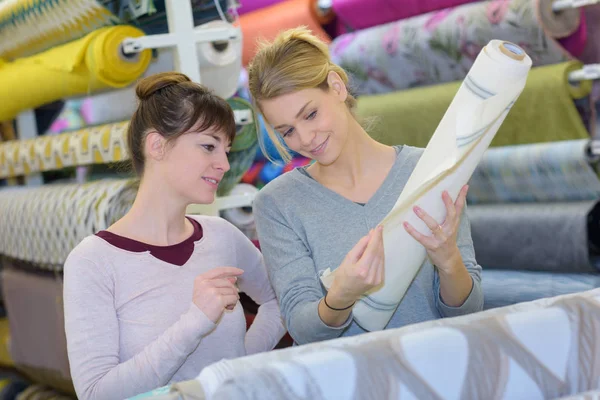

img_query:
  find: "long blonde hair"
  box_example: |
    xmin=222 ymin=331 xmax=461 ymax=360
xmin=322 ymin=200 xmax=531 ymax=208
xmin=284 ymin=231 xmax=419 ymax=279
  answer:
xmin=247 ymin=26 xmax=358 ymax=163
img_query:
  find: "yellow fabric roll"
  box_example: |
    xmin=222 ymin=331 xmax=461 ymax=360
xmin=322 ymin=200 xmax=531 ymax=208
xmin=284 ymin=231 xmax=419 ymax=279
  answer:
xmin=0 ymin=318 xmax=14 ymax=367
xmin=0 ymin=25 xmax=152 ymax=122
xmin=0 ymin=121 xmax=129 ymax=179
xmin=357 ymin=61 xmax=592 ymax=149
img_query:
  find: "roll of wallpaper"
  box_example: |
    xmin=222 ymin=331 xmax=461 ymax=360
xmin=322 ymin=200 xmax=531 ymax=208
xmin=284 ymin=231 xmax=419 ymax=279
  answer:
xmin=236 ymin=0 xmax=286 ymax=15
xmin=481 ymin=269 xmax=600 ymax=310
xmin=0 ymin=25 xmax=152 ymax=123
xmin=468 ymin=201 xmax=600 ymax=274
xmin=357 ymin=61 xmax=592 ymax=149
xmin=467 ymin=139 xmax=600 ymax=204
xmin=322 ymin=40 xmax=532 ymax=331
xmin=240 ymin=0 xmax=331 ymax=65
xmin=331 ymin=0 xmax=573 ymax=95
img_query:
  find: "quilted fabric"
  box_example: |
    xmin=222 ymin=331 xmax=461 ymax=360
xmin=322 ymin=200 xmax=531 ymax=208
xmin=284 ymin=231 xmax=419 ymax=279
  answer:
xmin=0 ymin=179 xmax=137 ymax=269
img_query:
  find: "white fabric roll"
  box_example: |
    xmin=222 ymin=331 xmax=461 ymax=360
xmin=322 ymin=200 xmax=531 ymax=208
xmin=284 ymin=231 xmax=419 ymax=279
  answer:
xmin=321 ymin=40 xmax=533 ymax=331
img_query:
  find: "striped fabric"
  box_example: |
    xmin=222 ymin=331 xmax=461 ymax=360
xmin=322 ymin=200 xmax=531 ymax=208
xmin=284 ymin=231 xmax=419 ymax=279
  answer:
xmin=0 ymin=179 xmax=136 ymax=269
xmin=468 ymin=139 xmax=600 ymax=204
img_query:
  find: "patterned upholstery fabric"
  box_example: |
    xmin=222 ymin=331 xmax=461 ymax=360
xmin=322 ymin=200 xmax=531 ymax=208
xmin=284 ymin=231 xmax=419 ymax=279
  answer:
xmin=0 ymin=122 xmax=128 ymax=179
xmin=186 ymin=288 xmax=600 ymax=400
xmin=0 ymin=179 xmax=136 ymax=269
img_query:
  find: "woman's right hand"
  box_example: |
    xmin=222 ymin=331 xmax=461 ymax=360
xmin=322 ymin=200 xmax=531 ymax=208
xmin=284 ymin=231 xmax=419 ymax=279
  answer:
xmin=192 ymin=267 xmax=244 ymax=323
xmin=327 ymin=226 xmax=385 ymax=308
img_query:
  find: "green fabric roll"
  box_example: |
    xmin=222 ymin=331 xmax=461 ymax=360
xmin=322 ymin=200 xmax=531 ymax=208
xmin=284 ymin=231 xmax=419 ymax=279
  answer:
xmin=357 ymin=61 xmax=592 ymax=148
xmin=218 ymin=97 xmax=259 ymax=196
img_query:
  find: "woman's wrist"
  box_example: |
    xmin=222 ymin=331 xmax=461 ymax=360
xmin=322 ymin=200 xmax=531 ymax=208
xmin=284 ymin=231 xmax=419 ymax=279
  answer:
xmin=324 ymin=292 xmax=355 ymax=311
xmin=436 ymin=246 xmax=464 ymax=275
xmin=325 ymin=286 xmax=357 ymax=310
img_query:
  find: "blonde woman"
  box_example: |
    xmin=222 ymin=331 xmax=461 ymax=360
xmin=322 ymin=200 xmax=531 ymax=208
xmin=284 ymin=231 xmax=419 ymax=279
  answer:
xmin=247 ymin=27 xmax=483 ymax=345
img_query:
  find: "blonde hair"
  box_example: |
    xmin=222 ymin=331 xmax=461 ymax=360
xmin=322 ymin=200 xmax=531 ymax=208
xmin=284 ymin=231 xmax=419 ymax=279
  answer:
xmin=247 ymin=26 xmax=358 ymax=163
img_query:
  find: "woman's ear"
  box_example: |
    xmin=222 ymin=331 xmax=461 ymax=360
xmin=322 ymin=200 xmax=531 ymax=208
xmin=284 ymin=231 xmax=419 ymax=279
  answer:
xmin=327 ymin=71 xmax=348 ymax=102
xmin=145 ymin=131 xmax=167 ymax=162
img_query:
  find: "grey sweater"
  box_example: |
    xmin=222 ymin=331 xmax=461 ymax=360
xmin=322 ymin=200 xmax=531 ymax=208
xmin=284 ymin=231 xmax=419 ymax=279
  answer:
xmin=253 ymin=145 xmax=483 ymax=345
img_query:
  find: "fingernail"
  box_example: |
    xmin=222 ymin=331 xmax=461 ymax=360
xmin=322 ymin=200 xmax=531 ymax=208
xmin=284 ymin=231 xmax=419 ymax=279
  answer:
xmin=403 ymin=222 xmax=409 ymax=228
xmin=414 ymin=206 xmax=422 ymax=214
xmin=378 ymin=225 xmax=383 ymax=232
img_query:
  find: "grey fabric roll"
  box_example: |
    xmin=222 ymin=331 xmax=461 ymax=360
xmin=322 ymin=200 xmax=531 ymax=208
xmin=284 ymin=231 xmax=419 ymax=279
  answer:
xmin=467 ymin=139 xmax=600 ymax=205
xmin=482 ymin=269 xmax=600 ymax=310
xmin=467 ymin=201 xmax=600 ymax=273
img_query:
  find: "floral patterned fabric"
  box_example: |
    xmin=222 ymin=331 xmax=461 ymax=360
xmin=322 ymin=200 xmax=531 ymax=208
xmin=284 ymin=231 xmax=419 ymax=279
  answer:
xmin=331 ymin=0 xmax=572 ymax=95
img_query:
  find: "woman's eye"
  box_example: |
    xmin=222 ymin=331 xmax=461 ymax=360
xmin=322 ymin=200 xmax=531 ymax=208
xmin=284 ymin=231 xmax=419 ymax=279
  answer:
xmin=283 ymin=128 xmax=294 ymax=137
xmin=307 ymin=110 xmax=317 ymax=120
xmin=202 ymin=144 xmax=215 ymax=152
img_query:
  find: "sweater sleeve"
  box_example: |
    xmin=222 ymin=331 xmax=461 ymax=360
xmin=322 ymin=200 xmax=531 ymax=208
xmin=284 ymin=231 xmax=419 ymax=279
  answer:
xmin=253 ymin=191 xmax=354 ymax=346
xmin=63 ymin=247 xmax=216 ymax=400
xmin=225 ymin=221 xmax=286 ymax=355
xmin=434 ymin=204 xmax=484 ymax=317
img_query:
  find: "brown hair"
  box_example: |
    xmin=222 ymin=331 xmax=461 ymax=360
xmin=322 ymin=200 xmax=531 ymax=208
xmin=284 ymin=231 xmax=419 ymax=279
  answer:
xmin=127 ymin=71 xmax=237 ymax=176
xmin=247 ymin=26 xmax=358 ymax=163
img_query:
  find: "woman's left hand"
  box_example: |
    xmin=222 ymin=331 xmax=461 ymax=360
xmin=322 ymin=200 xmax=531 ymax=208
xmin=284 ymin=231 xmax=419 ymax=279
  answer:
xmin=403 ymin=185 xmax=469 ymax=273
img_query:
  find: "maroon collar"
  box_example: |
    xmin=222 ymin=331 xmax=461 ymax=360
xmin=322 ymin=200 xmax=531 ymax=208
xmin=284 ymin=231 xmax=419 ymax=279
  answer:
xmin=95 ymin=217 xmax=203 ymax=266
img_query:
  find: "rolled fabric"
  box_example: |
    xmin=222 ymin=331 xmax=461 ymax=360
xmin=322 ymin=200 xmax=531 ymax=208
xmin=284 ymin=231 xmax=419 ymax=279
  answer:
xmin=222 ymin=183 xmax=260 ymax=240
xmin=236 ymin=0 xmax=286 ymax=15
xmin=357 ymin=61 xmax=592 ymax=148
xmin=218 ymin=97 xmax=259 ymax=196
xmin=240 ymin=0 xmax=331 ymax=66
xmin=467 ymin=139 xmax=600 ymax=204
xmin=331 ymin=0 xmax=573 ymax=95
xmin=0 ymin=179 xmax=137 ymax=269
xmin=580 ymin=4 xmax=600 ymax=64
xmin=0 ymin=121 xmax=129 ymax=179
xmin=190 ymin=288 xmax=600 ymax=400
xmin=0 ymin=0 xmax=229 ymax=61
xmin=0 ymin=0 xmax=120 ymax=60
xmin=332 ymin=0 xmax=481 ymax=31
xmin=557 ymin=10 xmax=588 ymax=58
xmin=468 ymin=201 xmax=600 ymax=274
xmin=0 ymin=25 xmax=152 ymax=123
xmin=481 ymin=269 xmax=600 ymax=310
xmin=322 ymin=40 xmax=532 ymax=331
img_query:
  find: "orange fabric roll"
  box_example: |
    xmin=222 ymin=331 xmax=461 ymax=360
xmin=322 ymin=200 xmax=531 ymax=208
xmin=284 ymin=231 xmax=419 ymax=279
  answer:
xmin=240 ymin=0 xmax=331 ymax=66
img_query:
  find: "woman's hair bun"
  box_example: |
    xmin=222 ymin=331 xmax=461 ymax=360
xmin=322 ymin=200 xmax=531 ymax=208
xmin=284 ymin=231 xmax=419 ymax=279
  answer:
xmin=135 ymin=71 xmax=191 ymax=101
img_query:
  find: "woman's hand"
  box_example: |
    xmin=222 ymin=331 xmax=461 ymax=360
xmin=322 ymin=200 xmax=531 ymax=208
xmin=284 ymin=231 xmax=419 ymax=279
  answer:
xmin=192 ymin=267 xmax=244 ymax=323
xmin=327 ymin=226 xmax=385 ymax=308
xmin=403 ymin=185 xmax=469 ymax=273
